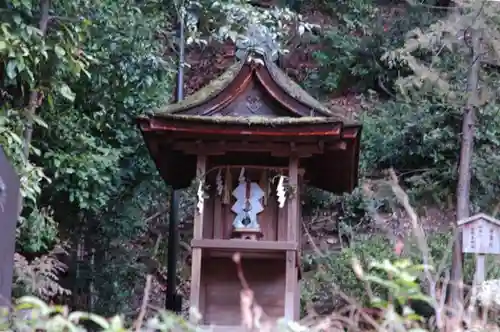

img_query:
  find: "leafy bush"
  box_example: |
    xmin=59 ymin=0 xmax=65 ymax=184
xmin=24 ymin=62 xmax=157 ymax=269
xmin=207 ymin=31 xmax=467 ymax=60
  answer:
xmin=361 ymin=94 xmax=500 ymax=210
xmin=302 ymin=232 xmax=500 ymax=314
xmin=303 ymin=1 xmax=442 ymax=96
xmin=0 ymin=296 xmax=194 ymax=332
xmin=5 ymin=255 xmax=500 ymax=332
xmin=302 ymin=234 xmax=398 ymax=312
xmin=360 ymin=97 xmax=461 ymax=204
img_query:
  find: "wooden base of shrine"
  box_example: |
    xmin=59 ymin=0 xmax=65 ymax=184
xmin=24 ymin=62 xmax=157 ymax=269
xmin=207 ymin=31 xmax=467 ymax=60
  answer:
xmin=231 ymin=228 xmax=262 ymax=240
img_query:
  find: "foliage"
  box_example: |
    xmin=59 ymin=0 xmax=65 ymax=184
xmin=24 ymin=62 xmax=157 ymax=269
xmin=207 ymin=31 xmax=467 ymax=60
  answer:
xmin=37 ymin=0 xmax=175 ymax=315
xmin=0 ymin=296 xmax=197 ymax=332
xmin=360 ymin=96 xmax=461 ymax=205
xmin=182 ymin=0 xmax=318 ymax=57
xmin=302 ymin=234 xmax=398 ymax=310
xmin=359 ymin=0 xmax=500 ymax=208
xmin=12 ymin=247 xmax=70 ymax=300
xmin=404 ymin=231 xmax=500 ymax=283
xmin=6 ymin=257 xmax=496 ymax=332
xmin=303 ymin=1 xmax=442 ymax=95
xmin=302 ymin=233 xmax=500 ymax=313
xmin=362 ymin=259 xmax=434 ymax=324
xmin=0 ymin=0 xmax=93 ymax=251
xmin=1 ymin=0 xmax=175 ymax=314
xmin=383 ymin=0 xmax=500 ymax=100
xmin=303 ymin=186 xmax=375 ymax=232
xmin=4 ymin=0 xmax=500 ymax=321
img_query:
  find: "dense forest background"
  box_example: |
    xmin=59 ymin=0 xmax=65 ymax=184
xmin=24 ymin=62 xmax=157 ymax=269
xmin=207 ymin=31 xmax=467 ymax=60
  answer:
xmin=2 ymin=0 xmax=500 ymax=319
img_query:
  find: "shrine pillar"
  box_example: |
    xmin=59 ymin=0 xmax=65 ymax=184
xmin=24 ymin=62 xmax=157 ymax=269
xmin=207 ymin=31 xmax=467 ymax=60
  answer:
xmin=285 ymin=155 xmax=299 ymax=320
xmin=189 ymin=154 xmax=207 ymax=317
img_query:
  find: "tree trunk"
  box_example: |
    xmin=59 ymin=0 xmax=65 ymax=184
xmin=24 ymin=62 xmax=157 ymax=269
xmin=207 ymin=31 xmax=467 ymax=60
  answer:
xmin=449 ymin=27 xmax=482 ymax=311
xmin=18 ymin=0 xmax=50 ymax=215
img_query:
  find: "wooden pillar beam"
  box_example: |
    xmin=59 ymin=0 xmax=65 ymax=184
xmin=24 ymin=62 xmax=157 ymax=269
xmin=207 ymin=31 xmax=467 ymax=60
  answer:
xmin=287 ymin=156 xmax=299 ymax=242
xmin=189 ymin=155 xmax=207 ymax=323
xmin=284 ymin=155 xmax=299 ymax=321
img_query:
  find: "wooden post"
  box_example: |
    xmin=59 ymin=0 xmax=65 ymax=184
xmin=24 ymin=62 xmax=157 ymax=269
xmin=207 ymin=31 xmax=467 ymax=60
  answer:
xmin=189 ymin=155 xmax=207 ymax=322
xmin=284 ymin=156 xmax=299 ymax=321
xmin=0 ymin=147 xmax=20 ymax=308
xmin=475 ymin=255 xmax=485 ymax=284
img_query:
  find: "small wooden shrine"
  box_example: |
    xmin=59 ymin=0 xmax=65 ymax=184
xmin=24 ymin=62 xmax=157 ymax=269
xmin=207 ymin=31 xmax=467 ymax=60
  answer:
xmin=137 ymin=51 xmax=362 ymax=329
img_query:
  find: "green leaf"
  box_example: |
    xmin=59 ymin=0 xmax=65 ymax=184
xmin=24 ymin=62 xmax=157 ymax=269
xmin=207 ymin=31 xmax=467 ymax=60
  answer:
xmin=54 ymin=45 xmax=66 ymax=58
xmin=59 ymin=83 xmax=76 ymax=101
xmin=0 ymin=40 xmax=7 ymax=51
xmin=68 ymin=312 xmax=110 ymax=329
xmin=6 ymin=60 xmax=17 ymax=79
xmin=16 ymin=296 xmax=50 ymax=315
xmin=47 ymin=93 xmax=54 ymax=108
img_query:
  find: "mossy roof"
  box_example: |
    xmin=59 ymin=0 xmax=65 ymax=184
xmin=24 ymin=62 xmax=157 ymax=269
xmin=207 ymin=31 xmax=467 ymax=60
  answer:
xmin=155 ymin=60 xmax=245 ymax=115
xmin=151 ymin=52 xmax=353 ymax=124
xmin=264 ymin=56 xmax=336 ymax=117
xmin=148 ymin=114 xmax=356 ymax=126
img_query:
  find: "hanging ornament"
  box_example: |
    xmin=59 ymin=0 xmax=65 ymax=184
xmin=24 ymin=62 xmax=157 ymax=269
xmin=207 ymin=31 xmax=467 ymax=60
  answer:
xmin=276 ymin=175 xmax=286 ymax=208
xmin=259 ymin=170 xmax=268 ymax=206
xmin=238 ymin=167 xmax=246 ymax=183
xmin=196 ymin=180 xmax=205 ymax=214
xmin=216 ymin=168 xmax=224 ymax=196
xmin=223 ymin=166 xmax=232 ymax=205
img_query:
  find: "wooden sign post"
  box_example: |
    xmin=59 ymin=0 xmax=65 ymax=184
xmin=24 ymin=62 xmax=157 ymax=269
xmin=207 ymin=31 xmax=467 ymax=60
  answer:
xmin=458 ymin=213 xmax=500 ymax=284
xmin=0 ymin=146 xmax=20 ymax=307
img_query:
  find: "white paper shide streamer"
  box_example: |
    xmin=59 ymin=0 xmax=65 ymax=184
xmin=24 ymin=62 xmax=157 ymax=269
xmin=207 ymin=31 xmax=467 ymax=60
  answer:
xmin=196 ymin=180 xmax=205 ymax=214
xmin=276 ymin=175 xmax=286 ymax=208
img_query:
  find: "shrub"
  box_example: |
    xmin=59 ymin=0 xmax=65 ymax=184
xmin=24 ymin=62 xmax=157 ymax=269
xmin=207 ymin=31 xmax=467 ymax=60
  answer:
xmin=302 ymin=232 xmax=500 ymax=314
xmin=302 ymin=234 xmax=398 ymax=313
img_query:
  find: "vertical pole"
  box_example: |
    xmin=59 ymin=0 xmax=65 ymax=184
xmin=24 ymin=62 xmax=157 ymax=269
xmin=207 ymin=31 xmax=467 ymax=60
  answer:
xmin=475 ymin=254 xmax=485 ymax=285
xmin=165 ymin=8 xmax=186 ymax=313
xmin=468 ymin=253 xmax=485 ymax=320
xmin=284 ymin=156 xmax=299 ymax=321
xmin=189 ymin=155 xmax=207 ymax=323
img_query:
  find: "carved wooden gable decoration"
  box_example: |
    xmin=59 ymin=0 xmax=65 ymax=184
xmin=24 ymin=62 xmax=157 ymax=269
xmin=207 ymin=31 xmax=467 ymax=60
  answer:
xmin=155 ymin=54 xmax=344 ymax=119
xmin=137 ymin=52 xmax=363 ymax=194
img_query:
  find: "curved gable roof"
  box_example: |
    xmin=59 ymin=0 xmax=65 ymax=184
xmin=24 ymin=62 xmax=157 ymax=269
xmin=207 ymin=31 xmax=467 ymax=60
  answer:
xmin=151 ymin=52 xmax=349 ymax=122
xmin=137 ymin=52 xmax=362 ymax=194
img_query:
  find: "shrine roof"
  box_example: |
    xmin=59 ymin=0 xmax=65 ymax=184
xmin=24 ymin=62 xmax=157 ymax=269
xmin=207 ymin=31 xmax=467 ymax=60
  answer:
xmin=148 ymin=52 xmax=351 ymax=123
xmin=137 ymin=52 xmax=362 ymax=194
xmin=145 ymin=114 xmax=353 ymax=126
xmin=155 ymin=60 xmax=245 ymax=115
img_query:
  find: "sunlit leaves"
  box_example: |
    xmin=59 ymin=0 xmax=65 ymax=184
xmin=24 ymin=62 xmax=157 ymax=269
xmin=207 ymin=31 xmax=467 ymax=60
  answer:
xmin=5 ymin=296 xmax=201 ymax=332
xmin=183 ymin=0 xmax=318 ymax=57
xmin=58 ymin=83 xmax=76 ymax=101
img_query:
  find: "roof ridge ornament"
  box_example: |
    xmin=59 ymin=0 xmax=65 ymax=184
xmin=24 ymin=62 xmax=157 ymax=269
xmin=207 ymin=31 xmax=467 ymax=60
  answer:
xmin=235 ymin=24 xmax=280 ymax=63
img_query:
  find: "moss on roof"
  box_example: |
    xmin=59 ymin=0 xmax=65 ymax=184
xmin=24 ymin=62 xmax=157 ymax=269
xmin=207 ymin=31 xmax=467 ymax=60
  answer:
xmin=150 ymin=114 xmax=356 ymax=126
xmin=152 ymin=51 xmax=348 ymax=120
xmin=156 ymin=60 xmax=245 ymax=114
xmin=264 ymin=56 xmax=343 ymax=117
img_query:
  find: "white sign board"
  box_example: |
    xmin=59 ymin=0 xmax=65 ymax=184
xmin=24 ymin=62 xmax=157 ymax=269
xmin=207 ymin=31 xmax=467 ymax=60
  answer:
xmin=458 ymin=213 xmax=500 ymax=255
